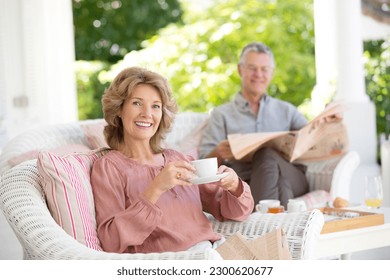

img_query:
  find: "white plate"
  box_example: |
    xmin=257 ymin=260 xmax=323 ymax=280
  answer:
xmin=190 ymin=172 xmax=229 ymax=185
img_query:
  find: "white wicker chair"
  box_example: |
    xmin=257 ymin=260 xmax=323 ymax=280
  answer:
xmin=0 ymin=112 xmax=358 ymax=260
xmin=0 ymin=160 xmax=323 ymax=260
xmin=0 ymin=160 xmax=220 ymax=260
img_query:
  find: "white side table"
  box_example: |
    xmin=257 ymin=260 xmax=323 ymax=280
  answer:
xmin=315 ymin=206 xmax=390 ymax=259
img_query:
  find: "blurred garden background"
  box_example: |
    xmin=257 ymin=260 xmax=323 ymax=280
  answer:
xmin=73 ymin=0 xmax=389 ymax=137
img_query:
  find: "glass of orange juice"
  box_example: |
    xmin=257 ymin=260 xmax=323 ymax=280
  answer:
xmin=364 ymin=175 xmax=383 ymax=209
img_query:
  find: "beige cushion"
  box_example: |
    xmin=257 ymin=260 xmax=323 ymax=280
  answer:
xmin=8 ymin=144 xmax=90 ymax=168
xmin=295 ymin=190 xmax=332 ymax=209
xmin=81 ymin=121 xmax=108 ymax=149
xmin=37 ymin=148 xmax=109 ymax=250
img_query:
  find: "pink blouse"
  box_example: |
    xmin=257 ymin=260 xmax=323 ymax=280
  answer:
xmin=90 ymin=149 xmax=253 ymax=253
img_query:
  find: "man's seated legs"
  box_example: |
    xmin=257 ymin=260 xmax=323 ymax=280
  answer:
xmin=229 ymin=147 xmax=309 ymax=210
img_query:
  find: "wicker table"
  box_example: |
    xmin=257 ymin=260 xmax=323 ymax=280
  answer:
xmin=315 ymin=206 xmax=390 ymax=259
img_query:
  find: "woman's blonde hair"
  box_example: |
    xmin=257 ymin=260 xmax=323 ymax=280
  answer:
xmin=102 ymin=67 xmax=178 ymax=152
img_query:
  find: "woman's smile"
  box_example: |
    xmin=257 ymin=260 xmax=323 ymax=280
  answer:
xmin=135 ymin=121 xmax=153 ymax=128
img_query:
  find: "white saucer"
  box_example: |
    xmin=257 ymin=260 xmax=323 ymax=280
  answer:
xmin=190 ymin=172 xmax=229 ymax=185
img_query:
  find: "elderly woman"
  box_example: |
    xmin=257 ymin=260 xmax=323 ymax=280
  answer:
xmin=91 ymin=67 xmax=254 ymax=254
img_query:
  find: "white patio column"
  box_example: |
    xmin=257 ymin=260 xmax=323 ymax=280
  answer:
xmin=313 ymin=0 xmax=379 ymax=203
xmin=0 ymin=0 xmax=77 ymax=146
xmin=334 ymin=0 xmax=377 ymax=166
xmin=335 ymin=1 xmax=369 ymax=103
xmin=311 ymin=0 xmax=338 ymax=113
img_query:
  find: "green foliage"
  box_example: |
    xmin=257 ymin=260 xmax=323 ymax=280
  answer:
xmin=106 ymin=0 xmax=316 ymax=112
xmin=72 ymin=0 xmax=183 ymax=62
xmin=364 ymin=39 xmax=390 ymax=137
xmin=76 ymin=0 xmax=389 ymax=143
xmin=75 ymin=61 xmax=111 ymax=119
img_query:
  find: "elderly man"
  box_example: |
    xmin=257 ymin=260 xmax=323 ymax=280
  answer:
xmin=199 ymin=42 xmax=309 ymax=209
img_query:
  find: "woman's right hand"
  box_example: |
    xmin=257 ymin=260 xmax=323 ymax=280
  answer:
xmin=143 ymin=160 xmax=196 ymax=204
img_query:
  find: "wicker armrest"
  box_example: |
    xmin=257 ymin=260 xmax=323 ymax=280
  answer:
xmin=0 ymin=161 xmax=221 ymax=260
xmin=208 ymin=210 xmax=324 ymax=260
xmin=304 ymin=151 xmax=360 ymax=200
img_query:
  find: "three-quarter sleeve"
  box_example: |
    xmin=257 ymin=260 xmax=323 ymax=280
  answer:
xmin=199 ymin=179 xmax=253 ymax=222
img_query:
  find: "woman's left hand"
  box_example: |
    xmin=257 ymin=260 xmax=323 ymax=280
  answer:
xmin=217 ymin=165 xmax=242 ymax=197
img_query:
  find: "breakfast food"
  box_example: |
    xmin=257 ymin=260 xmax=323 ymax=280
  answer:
xmin=333 ymin=197 xmax=349 ymax=208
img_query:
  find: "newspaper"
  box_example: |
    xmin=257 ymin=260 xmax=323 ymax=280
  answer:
xmin=216 ymin=229 xmax=292 ymax=260
xmin=227 ymin=101 xmax=349 ymax=162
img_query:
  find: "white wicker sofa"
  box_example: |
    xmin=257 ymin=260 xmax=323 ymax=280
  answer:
xmin=0 ymin=112 xmax=359 ymax=260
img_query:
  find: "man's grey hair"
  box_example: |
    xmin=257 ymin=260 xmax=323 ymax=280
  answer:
xmin=239 ymin=42 xmax=275 ymax=67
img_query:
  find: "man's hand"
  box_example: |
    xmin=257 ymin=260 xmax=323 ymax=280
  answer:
xmin=325 ymin=112 xmax=343 ymax=122
xmin=312 ymin=113 xmax=343 ymax=131
xmin=216 ymin=140 xmax=235 ymax=162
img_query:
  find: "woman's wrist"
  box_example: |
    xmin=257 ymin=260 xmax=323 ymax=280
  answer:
xmin=228 ymin=179 xmax=243 ymax=197
xmin=143 ymin=185 xmax=164 ymax=204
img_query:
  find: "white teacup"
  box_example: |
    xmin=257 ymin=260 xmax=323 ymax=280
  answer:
xmin=287 ymin=199 xmax=307 ymax=213
xmin=255 ymin=199 xmax=280 ymax=213
xmin=191 ymin=158 xmax=218 ymax=178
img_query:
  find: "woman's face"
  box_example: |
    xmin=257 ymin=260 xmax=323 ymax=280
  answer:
xmin=121 ymin=84 xmax=163 ymax=144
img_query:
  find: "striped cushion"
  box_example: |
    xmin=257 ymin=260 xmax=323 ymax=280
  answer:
xmin=37 ymin=148 xmax=109 ymax=250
